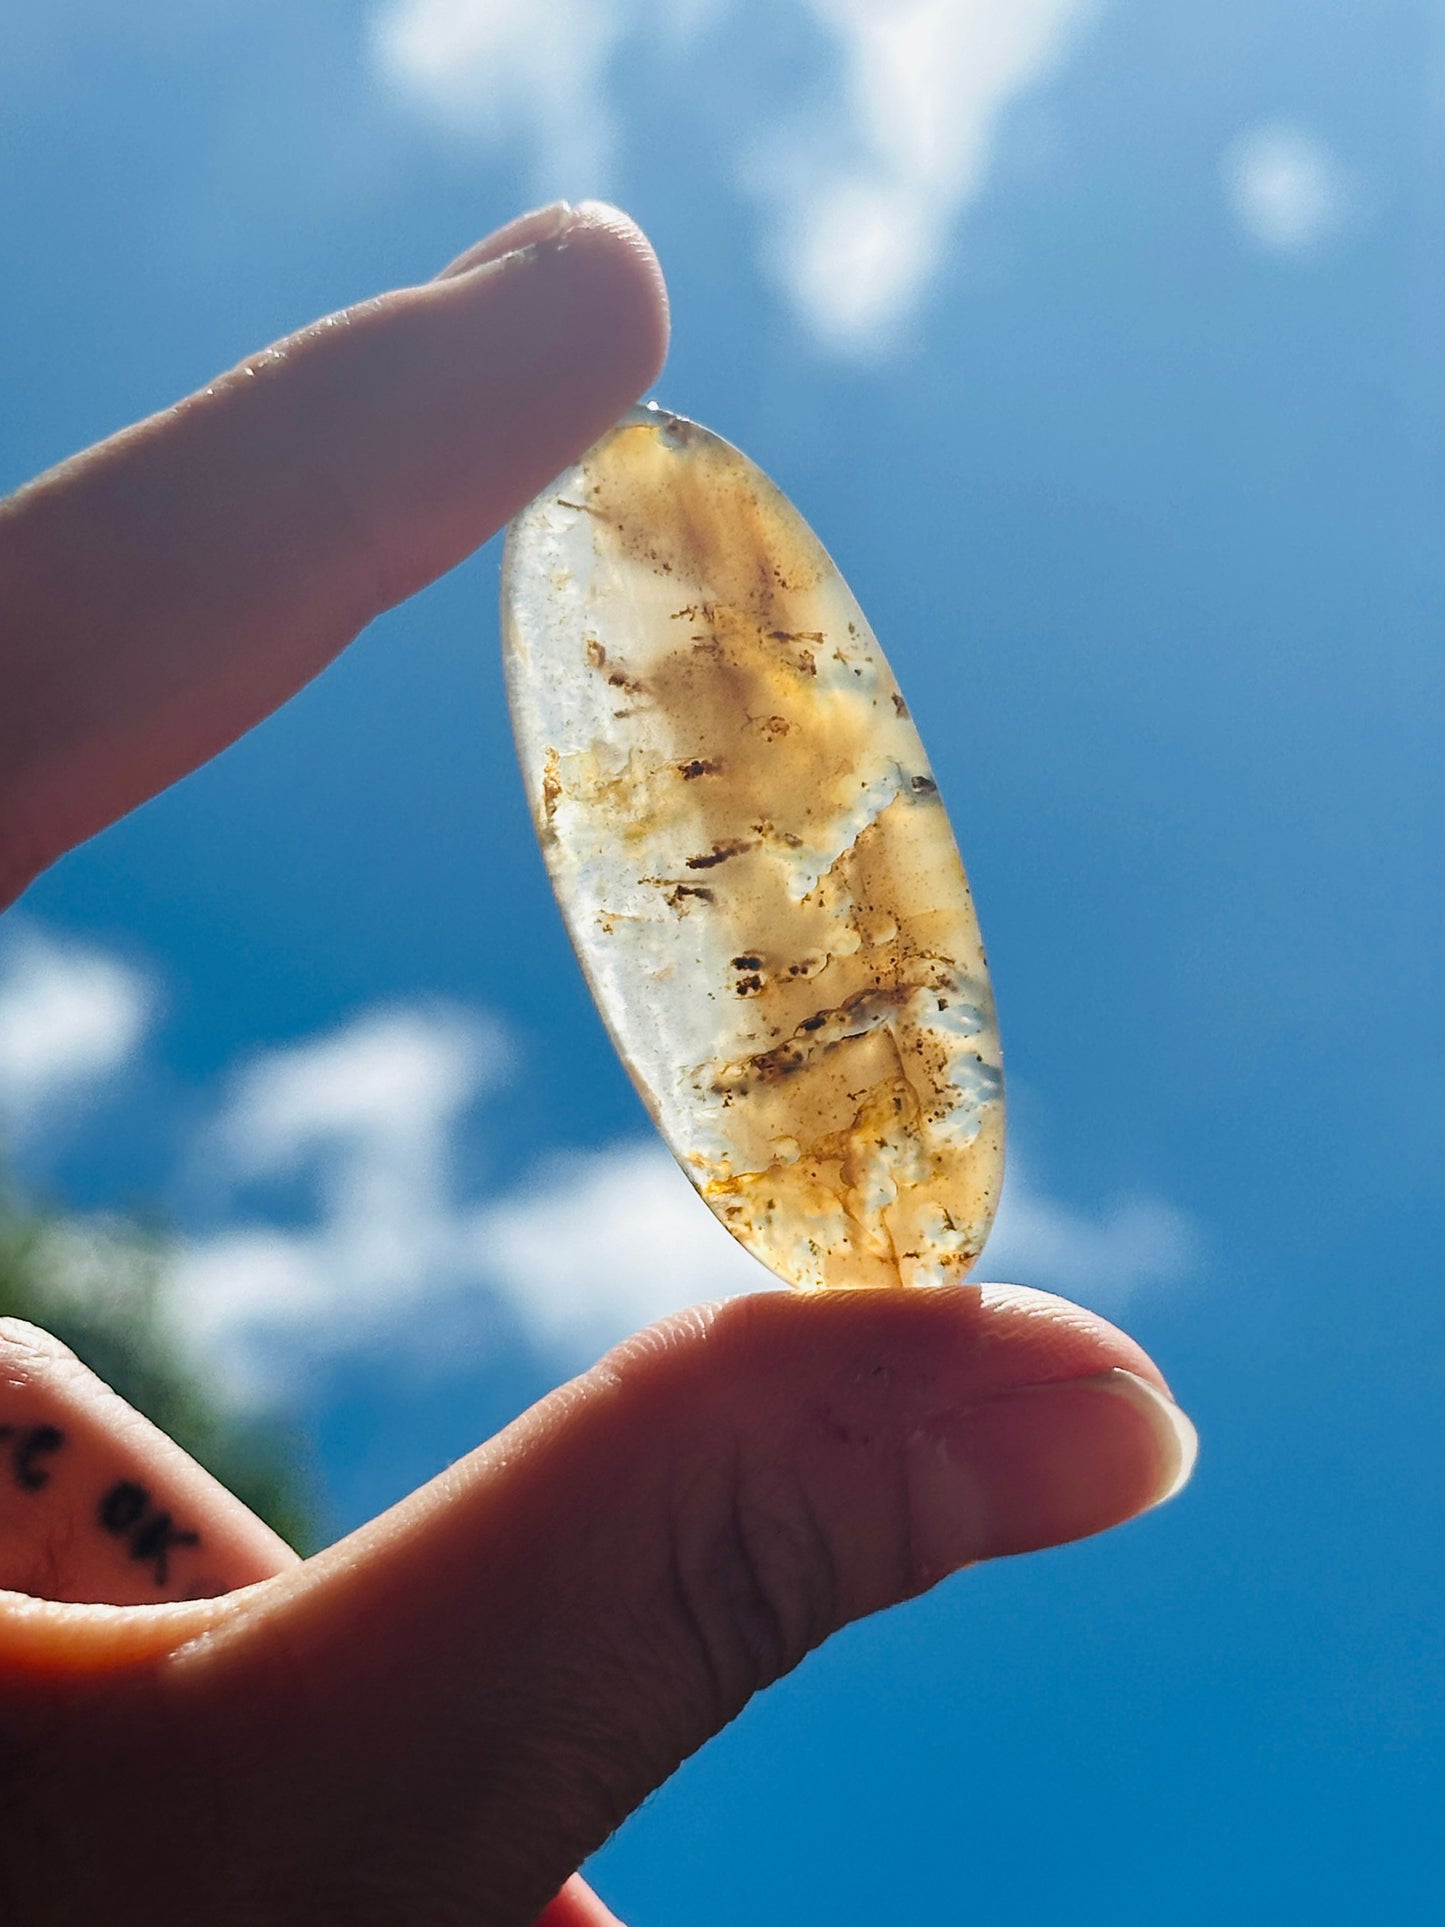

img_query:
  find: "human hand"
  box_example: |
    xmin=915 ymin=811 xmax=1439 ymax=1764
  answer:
xmin=0 ymin=202 xmax=1197 ymax=1926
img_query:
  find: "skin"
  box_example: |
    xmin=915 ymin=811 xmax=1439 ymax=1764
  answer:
xmin=0 ymin=202 xmax=1197 ymax=1926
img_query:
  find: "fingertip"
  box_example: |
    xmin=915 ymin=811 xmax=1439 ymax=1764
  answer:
xmin=0 ymin=197 xmax=674 ymax=884
xmin=913 ymin=1365 xmax=1199 ymax=1570
xmin=0 ymin=1315 xmax=77 ymax=1367
xmin=552 ymin=199 xmax=672 ymax=390
xmin=677 ymin=1280 xmax=1174 ymax=1408
xmin=438 ymin=198 xmax=670 ymax=396
xmin=0 ymin=1317 xmax=296 ymax=1604
xmin=972 ymin=1282 xmax=1178 ymax=1400
xmin=434 ymin=201 xmax=577 ymax=279
xmin=368 ymin=197 xmax=670 ymax=601
xmin=534 ymin=1874 xmax=628 ymax=1927
xmin=586 ymin=1285 xmax=1195 ymax=1585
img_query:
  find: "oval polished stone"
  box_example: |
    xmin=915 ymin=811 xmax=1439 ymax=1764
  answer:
xmin=502 ymin=404 xmax=1004 ymax=1289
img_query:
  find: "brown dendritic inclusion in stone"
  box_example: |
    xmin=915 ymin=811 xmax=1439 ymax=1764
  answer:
xmin=503 ymin=404 xmax=1004 ymax=1289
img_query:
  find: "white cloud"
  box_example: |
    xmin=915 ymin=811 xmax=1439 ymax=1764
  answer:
xmin=171 ymin=1003 xmax=763 ymax=1399
xmin=1223 ymin=123 xmax=1356 ymax=256
xmin=0 ymin=931 xmax=1194 ymax=1397
xmin=167 ymin=1000 xmax=1193 ymax=1402
xmin=368 ymin=0 xmax=637 ymax=191
xmin=745 ymin=0 xmax=1095 ymax=354
xmin=476 ymin=1141 xmax=771 ymax=1365
xmin=213 ymin=1003 xmax=510 ymax=1184
xmin=366 ymin=0 xmax=1098 ymax=352
xmin=978 ymin=1160 xmax=1195 ymax=1312
xmin=173 ymin=1004 xmax=515 ymax=1394
xmin=0 ymin=925 xmax=152 ymax=1140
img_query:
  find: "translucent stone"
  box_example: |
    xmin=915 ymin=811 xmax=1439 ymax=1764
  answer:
xmin=503 ymin=405 xmax=1004 ymax=1289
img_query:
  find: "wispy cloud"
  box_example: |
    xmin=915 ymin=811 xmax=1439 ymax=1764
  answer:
xmin=1223 ymin=123 xmax=1357 ymax=256
xmin=174 ymin=1004 xmax=516 ymax=1393
xmin=171 ymin=1007 xmax=765 ymax=1398
xmin=743 ymin=0 xmax=1096 ymax=354
xmin=474 ymin=1140 xmax=769 ymax=1365
xmin=0 ymin=925 xmax=152 ymax=1141
xmin=368 ymin=0 xmax=636 ymax=189
xmin=1 ymin=925 xmax=1195 ymax=1398
xmin=212 ymin=1002 xmax=511 ymax=1185
xmin=979 ymin=1161 xmax=1196 ymax=1314
xmin=367 ymin=0 xmax=1098 ymax=353
xmin=170 ymin=999 xmax=1194 ymax=1400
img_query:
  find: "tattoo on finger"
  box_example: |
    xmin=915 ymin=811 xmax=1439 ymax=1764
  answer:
xmin=2 ymin=1419 xmax=204 ymax=1591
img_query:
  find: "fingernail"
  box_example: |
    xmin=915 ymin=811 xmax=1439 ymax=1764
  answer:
xmin=1090 ymin=1368 xmax=1199 ymax=1506
xmin=435 ymin=201 xmax=575 ymax=281
xmin=910 ymin=1368 xmax=1198 ymax=1574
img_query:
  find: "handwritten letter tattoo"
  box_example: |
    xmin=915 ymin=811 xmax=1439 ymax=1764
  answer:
xmin=2 ymin=1418 xmax=204 ymax=1591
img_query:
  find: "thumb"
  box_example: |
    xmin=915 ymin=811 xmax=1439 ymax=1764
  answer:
xmin=134 ymin=1284 xmax=1195 ymax=1925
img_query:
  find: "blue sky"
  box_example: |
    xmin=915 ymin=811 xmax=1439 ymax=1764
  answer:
xmin=2 ymin=1 xmax=1443 ymax=1920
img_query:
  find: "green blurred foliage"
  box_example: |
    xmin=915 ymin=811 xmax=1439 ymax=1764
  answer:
xmin=0 ymin=1174 xmax=316 ymax=1554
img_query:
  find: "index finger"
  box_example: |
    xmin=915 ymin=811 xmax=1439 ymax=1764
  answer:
xmin=0 ymin=201 xmax=669 ymax=909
